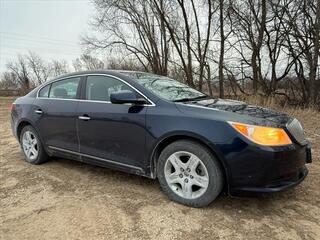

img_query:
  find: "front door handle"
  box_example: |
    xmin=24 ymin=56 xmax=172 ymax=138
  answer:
xmin=78 ymin=115 xmax=91 ymax=121
xmin=35 ymin=109 xmax=43 ymax=114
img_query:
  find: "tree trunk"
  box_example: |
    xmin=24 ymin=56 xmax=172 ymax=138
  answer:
xmin=310 ymin=0 xmax=320 ymax=105
xmin=219 ymin=0 xmax=225 ymax=98
xmin=206 ymin=64 xmax=213 ymax=96
xmin=252 ymin=51 xmax=259 ymax=94
xmin=252 ymin=0 xmax=267 ymax=95
xmin=271 ymin=64 xmax=277 ymax=94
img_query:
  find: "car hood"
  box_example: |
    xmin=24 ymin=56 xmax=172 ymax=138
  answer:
xmin=177 ymin=98 xmax=291 ymax=127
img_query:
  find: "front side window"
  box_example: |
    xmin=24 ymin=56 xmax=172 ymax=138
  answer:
xmin=122 ymin=72 xmax=207 ymax=102
xmin=49 ymin=77 xmax=80 ymax=99
xmin=85 ymin=75 xmax=135 ymax=102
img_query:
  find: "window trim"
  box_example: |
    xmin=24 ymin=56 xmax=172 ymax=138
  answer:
xmin=36 ymin=74 xmax=155 ymax=106
xmin=38 ymin=83 xmax=51 ymax=98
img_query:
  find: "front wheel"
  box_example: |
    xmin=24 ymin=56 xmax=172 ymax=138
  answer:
xmin=157 ymin=140 xmax=223 ymax=207
xmin=20 ymin=125 xmax=49 ymax=165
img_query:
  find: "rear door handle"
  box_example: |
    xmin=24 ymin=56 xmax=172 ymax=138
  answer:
xmin=78 ymin=115 xmax=91 ymax=121
xmin=35 ymin=109 xmax=43 ymax=114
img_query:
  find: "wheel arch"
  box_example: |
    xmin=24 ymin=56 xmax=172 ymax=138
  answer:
xmin=17 ymin=120 xmax=33 ymax=141
xmin=150 ymin=132 xmax=230 ymax=193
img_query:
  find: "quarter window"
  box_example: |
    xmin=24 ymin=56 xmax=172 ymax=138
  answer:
xmin=85 ymin=76 xmax=135 ymax=102
xmin=49 ymin=77 xmax=80 ymax=99
xmin=38 ymin=84 xmax=50 ymax=98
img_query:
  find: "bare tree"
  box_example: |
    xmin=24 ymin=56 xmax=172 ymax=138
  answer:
xmin=229 ymin=0 xmax=267 ymax=94
xmin=219 ymin=0 xmax=225 ymax=98
xmin=310 ymin=0 xmax=320 ymax=104
xmin=106 ymin=57 xmax=145 ymax=71
xmin=261 ymin=0 xmax=296 ymax=95
xmin=1 ymin=0 xmax=319 ymax=107
xmin=191 ymin=0 xmax=217 ymax=92
xmin=50 ymin=60 xmax=69 ymax=77
xmin=0 ymin=71 xmax=19 ymax=89
xmin=73 ymin=54 xmax=104 ymax=71
xmin=27 ymin=52 xmax=51 ymax=85
xmin=83 ymin=0 xmax=169 ymax=75
xmin=152 ymin=0 xmax=196 ymax=86
xmin=280 ymin=0 xmax=320 ymax=104
xmin=7 ymin=55 xmax=31 ymax=91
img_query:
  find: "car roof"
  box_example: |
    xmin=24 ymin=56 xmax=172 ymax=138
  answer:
xmin=48 ymin=69 xmax=147 ymax=82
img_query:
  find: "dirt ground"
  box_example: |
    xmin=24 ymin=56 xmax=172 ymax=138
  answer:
xmin=0 ymin=97 xmax=319 ymax=240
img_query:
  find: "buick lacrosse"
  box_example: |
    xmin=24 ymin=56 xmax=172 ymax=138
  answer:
xmin=11 ymin=70 xmax=312 ymax=207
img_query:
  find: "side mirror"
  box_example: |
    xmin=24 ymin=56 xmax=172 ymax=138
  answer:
xmin=110 ymin=90 xmax=148 ymax=105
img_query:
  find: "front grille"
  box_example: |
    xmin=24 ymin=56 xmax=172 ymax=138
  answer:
xmin=286 ymin=118 xmax=306 ymax=144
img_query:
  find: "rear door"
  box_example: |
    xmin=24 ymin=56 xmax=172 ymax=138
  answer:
xmin=76 ymin=75 xmax=148 ymax=172
xmin=33 ymin=77 xmax=81 ymax=155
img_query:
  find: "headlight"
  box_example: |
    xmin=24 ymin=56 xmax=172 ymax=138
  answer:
xmin=228 ymin=121 xmax=292 ymax=146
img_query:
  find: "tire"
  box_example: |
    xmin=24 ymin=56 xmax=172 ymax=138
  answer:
xmin=157 ymin=140 xmax=223 ymax=207
xmin=19 ymin=125 xmax=49 ymax=165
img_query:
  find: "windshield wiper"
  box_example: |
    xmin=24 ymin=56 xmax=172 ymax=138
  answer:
xmin=173 ymin=95 xmax=210 ymax=102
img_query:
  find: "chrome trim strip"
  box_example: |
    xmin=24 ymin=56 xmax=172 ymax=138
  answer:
xmin=36 ymin=73 xmax=156 ymax=106
xmin=37 ymin=97 xmax=111 ymax=103
xmin=34 ymin=110 xmax=43 ymax=114
xmin=78 ymin=116 xmax=91 ymax=120
xmin=49 ymin=146 xmax=77 ymax=155
xmin=48 ymin=146 xmax=143 ymax=171
xmin=79 ymin=152 xmax=142 ymax=171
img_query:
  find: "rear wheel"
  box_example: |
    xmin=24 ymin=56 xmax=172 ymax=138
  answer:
xmin=20 ymin=125 xmax=49 ymax=164
xmin=157 ymin=140 xmax=223 ymax=207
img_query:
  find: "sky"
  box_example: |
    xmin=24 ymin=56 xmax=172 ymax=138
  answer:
xmin=0 ymin=0 xmax=93 ymax=72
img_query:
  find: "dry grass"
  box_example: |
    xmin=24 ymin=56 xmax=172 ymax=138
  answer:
xmin=233 ymin=94 xmax=319 ymax=111
xmin=0 ymin=96 xmax=319 ymax=240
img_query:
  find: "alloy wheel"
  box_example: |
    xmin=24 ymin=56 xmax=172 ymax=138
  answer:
xmin=164 ymin=151 xmax=209 ymax=199
xmin=22 ymin=131 xmax=39 ymax=161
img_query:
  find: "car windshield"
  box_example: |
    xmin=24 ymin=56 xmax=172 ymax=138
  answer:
xmin=123 ymin=72 xmax=208 ymax=102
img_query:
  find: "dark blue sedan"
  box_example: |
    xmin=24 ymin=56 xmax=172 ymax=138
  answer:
xmin=11 ymin=70 xmax=312 ymax=207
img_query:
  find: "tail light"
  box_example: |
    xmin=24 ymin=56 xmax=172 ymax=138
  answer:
xmin=10 ymin=103 xmax=16 ymax=111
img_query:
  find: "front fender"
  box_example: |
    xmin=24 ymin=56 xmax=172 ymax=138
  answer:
xmin=148 ymin=130 xmax=232 ymax=193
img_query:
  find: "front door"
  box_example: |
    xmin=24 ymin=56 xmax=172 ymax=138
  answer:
xmin=77 ymin=75 xmax=148 ymax=171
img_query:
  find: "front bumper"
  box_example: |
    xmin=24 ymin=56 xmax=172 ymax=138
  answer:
xmin=223 ymin=139 xmax=312 ymax=196
xmin=230 ymin=166 xmax=308 ymax=196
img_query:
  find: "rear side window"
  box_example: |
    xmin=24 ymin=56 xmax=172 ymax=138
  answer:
xmin=49 ymin=77 xmax=80 ymax=99
xmin=38 ymin=84 xmax=50 ymax=98
xmin=86 ymin=75 xmax=134 ymax=102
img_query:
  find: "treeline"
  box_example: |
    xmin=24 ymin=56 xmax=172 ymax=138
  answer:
xmin=0 ymin=53 xmax=105 ymax=94
xmin=83 ymin=0 xmax=320 ymax=106
xmin=1 ymin=0 xmax=319 ymax=107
